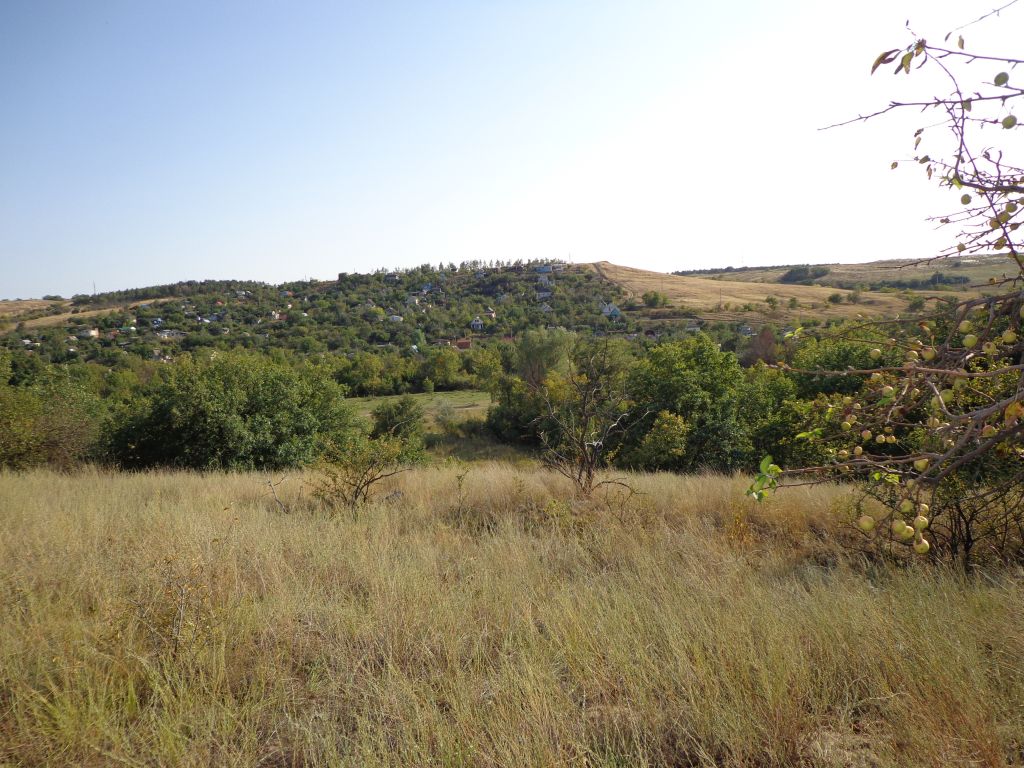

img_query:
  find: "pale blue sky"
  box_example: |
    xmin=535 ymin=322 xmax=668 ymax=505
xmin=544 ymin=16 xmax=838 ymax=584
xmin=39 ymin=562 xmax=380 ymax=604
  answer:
xmin=1 ymin=1 xmax=1016 ymax=298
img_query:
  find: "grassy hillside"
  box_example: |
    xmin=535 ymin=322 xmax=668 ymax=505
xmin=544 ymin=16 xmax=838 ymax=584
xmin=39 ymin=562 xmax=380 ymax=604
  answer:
xmin=672 ymin=254 xmax=1007 ymax=291
xmin=2 ymin=467 xmax=1022 ymax=766
xmin=350 ymin=389 xmax=492 ymax=424
xmin=589 ymin=261 xmax=953 ymax=323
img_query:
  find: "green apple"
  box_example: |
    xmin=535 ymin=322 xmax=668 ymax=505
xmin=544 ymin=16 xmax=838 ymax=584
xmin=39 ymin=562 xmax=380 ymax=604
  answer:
xmin=958 ymin=320 xmax=974 ymax=334
xmin=881 ymin=385 xmax=895 ymax=396
xmin=982 ymin=424 xmax=998 ymax=438
xmin=899 ymin=499 xmax=915 ymax=515
xmin=857 ymin=515 xmax=876 ymax=533
xmin=913 ymin=458 xmax=930 ymax=472
xmin=922 ymin=347 xmax=936 ymax=361
xmin=861 ymin=430 xmax=873 ymax=441
xmin=869 ymin=348 xmax=882 ymax=360
xmin=913 ymin=515 xmax=929 ymax=531
xmin=963 ymin=333 xmax=979 ymax=348
xmin=891 ymin=519 xmax=908 ymax=536
xmin=913 ymin=538 xmax=930 ymax=555
xmin=853 ymin=446 xmax=863 ymax=456
xmin=1003 ymin=330 xmax=1018 ymax=344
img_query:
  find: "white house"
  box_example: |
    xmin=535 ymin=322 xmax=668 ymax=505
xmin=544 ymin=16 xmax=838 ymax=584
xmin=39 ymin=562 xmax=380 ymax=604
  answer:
xmin=470 ymin=316 xmax=484 ymax=331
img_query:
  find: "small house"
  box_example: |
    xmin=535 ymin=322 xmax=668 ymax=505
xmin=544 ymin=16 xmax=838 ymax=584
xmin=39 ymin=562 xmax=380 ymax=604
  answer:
xmin=470 ymin=316 xmax=484 ymax=332
xmin=156 ymin=329 xmax=187 ymax=340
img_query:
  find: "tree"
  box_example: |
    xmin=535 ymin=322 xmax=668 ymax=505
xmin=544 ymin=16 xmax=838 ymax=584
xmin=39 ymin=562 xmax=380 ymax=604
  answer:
xmin=761 ymin=12 xmax=1024 ymax=565
xmin=642 ymin=290 xmax=668 ymax=308
xmin=538 ymin=339 xmax=635 ymax=497
xmin=107 ymin=353 xmax=354 ymax=470
xmin=371 ymin=395 xmax=425 ymax=442
xmin=625 ymin=335 xmax=750 ymax=472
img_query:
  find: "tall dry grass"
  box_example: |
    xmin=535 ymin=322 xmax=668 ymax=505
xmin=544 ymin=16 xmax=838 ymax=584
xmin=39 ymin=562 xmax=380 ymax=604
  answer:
xmin=1 ymin=465 xmax=1022 ymax=767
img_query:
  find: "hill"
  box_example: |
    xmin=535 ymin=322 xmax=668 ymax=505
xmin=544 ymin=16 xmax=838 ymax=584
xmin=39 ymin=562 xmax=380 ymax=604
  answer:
xmin=3 ymin=256 xmax=992 ymax=389
xmin=588 ymin=261 xmax=924 ymax=323
xmin=671 ymin=254 xmax=1007 ymax=291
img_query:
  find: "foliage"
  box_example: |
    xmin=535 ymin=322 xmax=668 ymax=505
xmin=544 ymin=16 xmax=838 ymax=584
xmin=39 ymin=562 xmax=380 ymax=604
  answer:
xmin=779 ymin=265 xmax=830 ymax=284
xmin=617 ymin=410 xmax=689 ymax=471
xmin=624 ymin=335 xmax=750 ymax=472
xmin=107 ymin=352 xmax=354 ymax=470
xmin=537 ymin=339 xmax=634 ymax=497
xmin=771 ymin=14 xmax=1024 ymax=563
xmin=313 ymin=432 xmax=422 ymax=510
xmin=0 ymin=372 xmax=104 ymax=469
xmin=371 ymin=394 xmax=425 ymax=442
xmin=642 ymin=290 xmax=669 ymax=307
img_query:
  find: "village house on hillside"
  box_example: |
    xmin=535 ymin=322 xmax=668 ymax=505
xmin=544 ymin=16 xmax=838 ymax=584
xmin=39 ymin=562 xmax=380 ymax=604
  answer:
xmin=600 ymin=301 xmax=621 ymax=319
xmin=469 ymin=316 xmax=484 ymax=332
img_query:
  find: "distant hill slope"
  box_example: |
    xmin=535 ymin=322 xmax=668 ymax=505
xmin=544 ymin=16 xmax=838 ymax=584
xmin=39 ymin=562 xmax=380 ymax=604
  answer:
xmin=671 ymin=254 xmax=1008 ymax=290
xmin=587 ymin=257 xmax=997 ymax=323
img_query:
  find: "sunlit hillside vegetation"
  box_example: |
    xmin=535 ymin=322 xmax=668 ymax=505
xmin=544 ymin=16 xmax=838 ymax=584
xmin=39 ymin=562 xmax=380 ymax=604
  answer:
xmin=2 ymin=466 xmax=1022 ymax=767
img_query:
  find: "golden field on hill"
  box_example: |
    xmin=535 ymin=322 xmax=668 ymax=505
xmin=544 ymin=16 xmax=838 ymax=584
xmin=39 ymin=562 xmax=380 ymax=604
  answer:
xmin=2 ymin=466 xmax=1022 ymax=767
xmin=0 ymin=299 xmax=65 ymax=318
xmin=588 ymin=262 xmax=952 ymax=323
xmin=681 ymin=255 xmax=1009 ymax=290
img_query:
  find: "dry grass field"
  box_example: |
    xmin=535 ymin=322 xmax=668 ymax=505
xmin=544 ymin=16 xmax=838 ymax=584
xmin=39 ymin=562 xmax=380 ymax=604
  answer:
xmin=15 ymin=298 xmax=174 ymax=330
xmin=589 ymin=262 xmax=941 ymax=323
xmin=0 ymin=300 xmax=65 ymax=318
xmin=351 ymin=390 xmax=492 ymax=425
xmin=2 ymin=466 xmax=1023 ymax=767
xmin=676 ymin=255 xmax=1009 ymax=290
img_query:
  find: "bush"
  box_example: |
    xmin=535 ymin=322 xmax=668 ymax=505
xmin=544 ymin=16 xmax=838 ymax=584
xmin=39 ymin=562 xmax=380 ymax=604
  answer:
xmin=107 ymin=353 xmax=355 ymax=470
xmin=371 ymin=395 xmax=425 ymax=441
xmin=0 ymin=374 xmax=104 ymax=470
xmin=313 ymin=433 xmax=423 ymax=510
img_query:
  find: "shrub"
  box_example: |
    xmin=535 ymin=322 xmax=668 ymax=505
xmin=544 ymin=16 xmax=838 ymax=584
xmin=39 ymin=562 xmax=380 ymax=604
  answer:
xmin=313 ymin=433 xmax=423 ymax=510
xmin=107 ymin=353 xmax=354 ymax=470
xmin=371 ymin=395 xmax=425 ymax=441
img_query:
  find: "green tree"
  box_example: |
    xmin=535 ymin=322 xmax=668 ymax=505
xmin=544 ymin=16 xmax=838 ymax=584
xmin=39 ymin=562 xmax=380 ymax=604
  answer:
xmin=371 ymin=395 xmax=425 ymax=442
xmin=107 ymin=353 xmax=354 ymax=470
xmin=625 ymin=335 xmax=749 ymax=472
